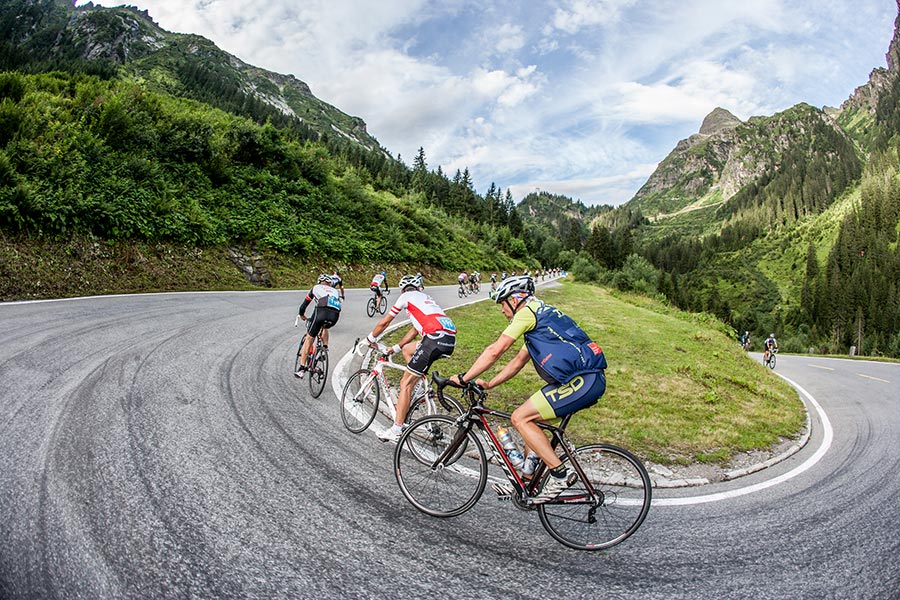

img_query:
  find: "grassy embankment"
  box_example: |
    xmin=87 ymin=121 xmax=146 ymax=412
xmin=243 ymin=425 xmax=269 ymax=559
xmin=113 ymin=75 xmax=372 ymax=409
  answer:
xmin=387 ymin=279 xmax=804 ymax=466
xmin=0 ymin=233 xmax=466 ymax=301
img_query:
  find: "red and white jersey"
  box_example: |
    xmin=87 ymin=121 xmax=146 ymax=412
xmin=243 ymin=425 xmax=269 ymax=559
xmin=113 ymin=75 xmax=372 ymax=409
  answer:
xmin=390 ymin=290 xmax=456 ymax=336
xmin=371 ymin=273 xmax=385 ymax=287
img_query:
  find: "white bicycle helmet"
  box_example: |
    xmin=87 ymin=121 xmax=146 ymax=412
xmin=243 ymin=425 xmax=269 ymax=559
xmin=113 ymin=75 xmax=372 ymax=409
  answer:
xmin=492 ymin=275 xmax=535 ymax=303
xmin=398 ymin=274 xmax=421 ymax=291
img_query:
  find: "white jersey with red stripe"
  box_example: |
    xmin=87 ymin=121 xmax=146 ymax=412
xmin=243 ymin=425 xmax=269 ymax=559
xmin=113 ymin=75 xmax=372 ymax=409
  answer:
xmin=390 ymin=290 xmax=456 ymax=336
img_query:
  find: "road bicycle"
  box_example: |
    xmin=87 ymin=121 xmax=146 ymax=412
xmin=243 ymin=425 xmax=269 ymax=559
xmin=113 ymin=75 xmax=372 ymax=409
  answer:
xmin=366 ymin=288 xmax=389 ymax=317
xmin=293 ymin=327 xmax=329 ymax=398
xmin=764 ymin=348 xmax=777 ymax=369
xmin=393 ymin=373 xmax=652 ymax=551
xmin=340 ymin=339 xmax=464 ymax=433
xmin=457 ymin=283 xmax=469 ymax=298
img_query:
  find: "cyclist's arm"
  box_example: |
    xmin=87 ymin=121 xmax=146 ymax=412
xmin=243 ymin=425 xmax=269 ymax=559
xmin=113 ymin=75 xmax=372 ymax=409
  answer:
xmin=478 ymin=345 xmax=530 ymax=389
xmin=460 ymin=333 xmax=518 ymax=385
xmin=297 ymin=292 xmax=313 ymax=316
xmin=368 ymin=312 xmax=395 ymax=339
xmin=395 ymin=326 xmax=418 ymax=349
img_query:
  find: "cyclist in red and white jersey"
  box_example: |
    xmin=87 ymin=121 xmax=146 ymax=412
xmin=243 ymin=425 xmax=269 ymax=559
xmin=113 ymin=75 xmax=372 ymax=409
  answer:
xmin=370 ymin=270 xmax=389 ymax=298
xmin=366 ymin=274 xmax=456 ymax=442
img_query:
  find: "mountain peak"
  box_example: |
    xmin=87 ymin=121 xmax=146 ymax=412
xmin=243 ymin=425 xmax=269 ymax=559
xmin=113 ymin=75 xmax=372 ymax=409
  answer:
xmin=698 ymin=107 xmax=742 ymax=136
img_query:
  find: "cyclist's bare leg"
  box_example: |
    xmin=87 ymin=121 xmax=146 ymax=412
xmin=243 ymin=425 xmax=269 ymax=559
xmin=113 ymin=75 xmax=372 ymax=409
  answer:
xmin=321 ymin=328 xmax=329 ymax=348
xmin=298 ymin=334 xmax=313 ymax=367
xmin=394 ymin=370 xmax=419 ymax=427
xmin=511 ymin=400 xmax=562 ymax=470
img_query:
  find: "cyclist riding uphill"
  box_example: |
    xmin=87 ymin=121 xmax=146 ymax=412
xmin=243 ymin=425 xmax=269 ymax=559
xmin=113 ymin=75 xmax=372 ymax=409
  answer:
xmin=295 ymin=274 xmax=342 ymax=379
xmin=763 ymin=333 xmax=778 ymax=364
xmin=449 ymin=275 xmax=607 ymax=503
xmin=370 ymin=271 xmax=389 ymax=298
xmin=365 ymin=275 xmax=456 ymax=442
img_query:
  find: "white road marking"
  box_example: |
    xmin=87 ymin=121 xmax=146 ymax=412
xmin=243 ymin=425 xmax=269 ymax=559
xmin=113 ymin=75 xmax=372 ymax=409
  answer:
xmin=654 ymin=375 xmax=832 ymax=506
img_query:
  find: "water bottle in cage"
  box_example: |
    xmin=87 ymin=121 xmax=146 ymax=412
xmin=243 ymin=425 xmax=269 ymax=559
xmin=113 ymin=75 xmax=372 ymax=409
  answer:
xmin=497 ymin=426 xmax=525 ymax=470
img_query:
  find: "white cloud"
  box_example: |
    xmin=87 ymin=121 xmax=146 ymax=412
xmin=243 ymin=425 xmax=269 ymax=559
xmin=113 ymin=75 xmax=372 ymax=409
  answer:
xmin=550 ymin=0 xmax=638 ymax=34
xmin=495 ymin=23 xmax=526 ymax=54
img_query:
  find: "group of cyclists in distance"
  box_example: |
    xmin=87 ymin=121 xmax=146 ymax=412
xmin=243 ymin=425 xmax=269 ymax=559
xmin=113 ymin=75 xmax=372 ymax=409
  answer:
xmin=293 ymin=265 xmax=591 ymax=504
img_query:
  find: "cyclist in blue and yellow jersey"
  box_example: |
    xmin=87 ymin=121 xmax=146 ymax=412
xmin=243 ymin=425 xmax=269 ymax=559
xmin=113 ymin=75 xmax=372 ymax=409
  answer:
xmin=366 ymin=275 xmax=457 ymax=442
xmin=295 ymin=274 xmax=342 ymax=378
xmin=451 ymin=275 xmax=607 ymax=503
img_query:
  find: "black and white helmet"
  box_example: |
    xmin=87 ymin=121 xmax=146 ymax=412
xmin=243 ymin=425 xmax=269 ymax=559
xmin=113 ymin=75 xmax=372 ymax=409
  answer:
xmin=317 ymin=273 xmax=330 ymax=284
xmin=492 ymin=275 xmax=535 ymax=303
xmin=398 ymin=274 xmax=422 ymax=291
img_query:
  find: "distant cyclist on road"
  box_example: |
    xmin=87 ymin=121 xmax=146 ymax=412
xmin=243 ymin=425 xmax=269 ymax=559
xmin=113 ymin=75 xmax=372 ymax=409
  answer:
xmin=365 ymin=275 xmax=456 ymax=442
xmin=740 ymin=331 xmax=750 ymax=351
xmin=450 ymin=275 xmax=607 ymax=503
xmin=763 ymin=333 xmax=778 ymax=364
xmin=370 ymin=270 xmax=389 ymax=298
xmin=457 ymin=271 xmax=468 ymax=294
xmin=295 ymin=274 xmax=342 ymax=378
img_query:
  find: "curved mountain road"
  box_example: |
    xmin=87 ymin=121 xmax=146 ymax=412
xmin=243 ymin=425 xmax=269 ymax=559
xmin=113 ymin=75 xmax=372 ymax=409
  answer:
xmin=1 ymin=286 xmax=898 ymax=599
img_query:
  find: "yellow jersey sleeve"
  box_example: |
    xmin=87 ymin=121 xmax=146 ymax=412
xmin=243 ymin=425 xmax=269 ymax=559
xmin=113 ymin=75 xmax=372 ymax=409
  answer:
xmin=501 ymin=301 xmax=538 ymax=340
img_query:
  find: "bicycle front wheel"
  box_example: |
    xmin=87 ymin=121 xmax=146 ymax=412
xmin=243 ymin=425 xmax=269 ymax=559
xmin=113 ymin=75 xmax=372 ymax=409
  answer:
xmin=538 ymin=444 xmax=651 ymax=551
xmin=768 ymin=354 xmax=777 ymax=369
xmin=340 ymin=369 xmax=380 ymax=433
xmin=309 ymin=348 xmax=329 ymax=398
xmin=378 ymin=295 xmax=387 ymax=314
xmin=394 ymin=416 xmax=487 ymax=517
xmin=366 ymin=297 xmax=376 ymax=317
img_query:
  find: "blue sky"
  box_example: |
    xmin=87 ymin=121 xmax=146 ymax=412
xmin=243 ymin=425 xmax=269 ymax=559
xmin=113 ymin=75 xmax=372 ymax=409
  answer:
xmin=78 ymin=0 xmax=897 ymax=206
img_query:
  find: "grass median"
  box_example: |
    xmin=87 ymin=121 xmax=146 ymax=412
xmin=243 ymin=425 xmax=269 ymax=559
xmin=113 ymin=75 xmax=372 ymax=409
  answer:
xmin=384 ymin=279 xmax=805 ymax=467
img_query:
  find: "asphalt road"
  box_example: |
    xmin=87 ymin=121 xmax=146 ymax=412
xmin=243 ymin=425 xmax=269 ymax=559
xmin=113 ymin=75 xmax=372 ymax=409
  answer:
xmin=1 ymin=283 xmax=898 ymax=599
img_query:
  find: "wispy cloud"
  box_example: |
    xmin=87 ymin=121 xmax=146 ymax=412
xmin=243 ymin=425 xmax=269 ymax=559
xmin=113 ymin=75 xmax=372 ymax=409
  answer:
xmin=79 ymin=0 xmax=897 ymax=206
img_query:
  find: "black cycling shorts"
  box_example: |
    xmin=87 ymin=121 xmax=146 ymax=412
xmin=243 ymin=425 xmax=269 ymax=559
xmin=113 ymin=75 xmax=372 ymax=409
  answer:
xmin=407 ymin=332 xmax=455 ymax=376
xmin=370 ymin=285 xmax=383 ymax=298
xmin=307 ymin=306 xmax=339 ymax=337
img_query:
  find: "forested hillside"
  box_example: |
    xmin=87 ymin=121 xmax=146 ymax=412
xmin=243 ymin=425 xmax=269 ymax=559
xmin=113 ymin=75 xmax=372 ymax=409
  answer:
xmin=0 ymin=1 xmax=534 ymax=299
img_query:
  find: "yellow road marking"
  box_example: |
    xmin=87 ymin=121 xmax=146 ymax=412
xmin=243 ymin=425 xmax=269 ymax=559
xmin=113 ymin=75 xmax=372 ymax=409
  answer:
xmin=856 ymin=373 xmax=890 ymax=383
xmin=808 ymin=364 xmax=834 ymax=371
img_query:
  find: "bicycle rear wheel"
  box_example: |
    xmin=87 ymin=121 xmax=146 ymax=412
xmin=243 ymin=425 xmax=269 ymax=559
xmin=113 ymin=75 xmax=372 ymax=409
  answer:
xmin=366 ymin=297 xmax=377 ymax=317
xmin=309 ymin=347 xmax=329 ymax=398
xmin=340 ymin=369 xmax=380 ymax=433
xmin=394 ymin=415 xmax=487 ymax=517
xmin=538 ymin=443 xmax=651 ymax=551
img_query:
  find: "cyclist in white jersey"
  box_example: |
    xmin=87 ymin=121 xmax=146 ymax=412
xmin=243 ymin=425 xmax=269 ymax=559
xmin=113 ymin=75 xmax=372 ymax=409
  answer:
xmin=295 ymin=274 xmax=342 ymax=378
xmin=366 ymin=274 xmax=456 ymax=442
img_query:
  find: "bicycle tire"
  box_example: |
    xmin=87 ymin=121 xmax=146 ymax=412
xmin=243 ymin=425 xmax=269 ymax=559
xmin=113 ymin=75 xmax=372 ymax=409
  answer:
xmin=293 ymin=342 xmax=303 ymax=375
xmin=366 ymin=297 xmax=376 ymax=318
xmin=538 ymin=443 xmax=651 ymax=551
xmin=309 ymin=347 xmax=329 ymax=398
xmin=768 ymin=354 xmax=776 ymax=369
xmin=458 ymin=287 xmax=465 ymax=298
xmin=394 ymin=415 xmax=487 ymax=517
xmin=340 ymin=369 xmax=380 ymax=433
xmin=378 ymin=295 xmax=387 ymax=314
